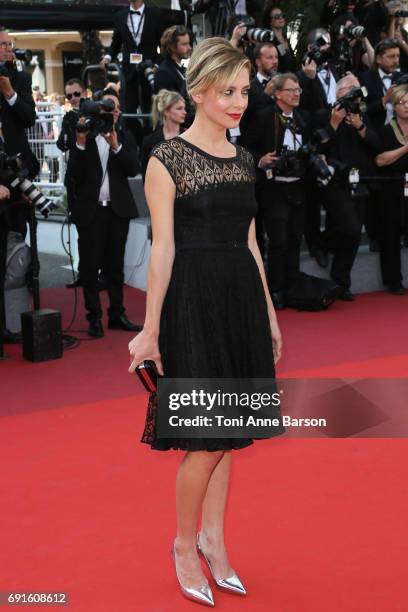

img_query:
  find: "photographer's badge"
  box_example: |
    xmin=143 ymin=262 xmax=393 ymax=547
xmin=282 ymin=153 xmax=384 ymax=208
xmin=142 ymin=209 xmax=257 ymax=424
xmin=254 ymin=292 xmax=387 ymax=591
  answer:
xmin=266 ymin=169 xmax=274 ymax=180
xmin=130 ymin=53 xmax=143 ymax=64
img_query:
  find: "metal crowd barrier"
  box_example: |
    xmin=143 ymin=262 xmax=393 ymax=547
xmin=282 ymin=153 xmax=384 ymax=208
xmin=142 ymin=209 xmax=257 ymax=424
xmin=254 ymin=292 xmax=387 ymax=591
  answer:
xmin=27 ymin=101 xmax=66 ymax=212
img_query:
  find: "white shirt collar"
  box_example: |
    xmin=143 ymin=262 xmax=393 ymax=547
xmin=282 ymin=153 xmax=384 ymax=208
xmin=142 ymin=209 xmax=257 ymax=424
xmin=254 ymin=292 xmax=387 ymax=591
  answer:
xmin=256 ymin=72 xmax=269 ymax=83
xmin=130 ymin=3 xmax=145 ymax=14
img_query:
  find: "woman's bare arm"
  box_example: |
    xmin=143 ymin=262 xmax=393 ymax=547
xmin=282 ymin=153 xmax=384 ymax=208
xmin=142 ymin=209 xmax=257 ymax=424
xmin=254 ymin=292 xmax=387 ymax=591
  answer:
xmin=375 ymin=142 xmax=408 ymax=167
xmin=128 ymin=156 xmax=176 ymax=374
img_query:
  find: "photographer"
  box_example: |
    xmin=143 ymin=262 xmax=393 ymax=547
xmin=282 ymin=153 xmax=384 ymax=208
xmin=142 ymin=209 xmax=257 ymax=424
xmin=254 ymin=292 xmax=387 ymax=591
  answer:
xmin=66 ymin=92 xmax=141 ymax=338
xmin=100 ymin=1 xmax=167 ymax=130
xmin=321 ymin=1 xmax=389 ymax=47
xmin=311 ymin=74 xmax=380 ymax=300
xmin=193 ymin=0 xmax=263 ymax=37
xmin=0 ymin=27 xmax=37 ymax=345
xmin=56 ymin=79 xmax=87 ymax=153
xmin=298 ymin=28 xmax=340 ymax=114
xmin=239 ymin=43 xmax=278 ymax=140
xmin=244 ymin=73 xmax=311 ymax=309
xmin=330 ymin=14 xmax=375 ymax=75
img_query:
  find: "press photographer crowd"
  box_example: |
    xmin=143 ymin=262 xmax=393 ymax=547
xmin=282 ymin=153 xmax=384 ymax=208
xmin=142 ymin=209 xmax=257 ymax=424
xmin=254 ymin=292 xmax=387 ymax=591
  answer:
xmin=2 ymin=0 xmax=408 ymax=352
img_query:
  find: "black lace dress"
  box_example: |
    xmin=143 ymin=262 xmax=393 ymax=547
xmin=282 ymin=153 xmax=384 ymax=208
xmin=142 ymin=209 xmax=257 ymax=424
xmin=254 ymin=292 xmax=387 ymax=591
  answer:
xmin=141 ymin=136 xmax=284 ymax=451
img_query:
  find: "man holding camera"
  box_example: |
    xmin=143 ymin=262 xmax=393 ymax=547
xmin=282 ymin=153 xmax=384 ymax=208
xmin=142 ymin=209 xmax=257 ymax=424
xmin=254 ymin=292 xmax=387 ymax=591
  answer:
xmin=312 ymin=74 xmax=380 ymax=300
xmin=66 ymin=92 xmax=141 ymax=338
xmin=244 ymin=73 xmax=311 ymax=310
xmin=0 ymin=27 xmax=37 ymax=346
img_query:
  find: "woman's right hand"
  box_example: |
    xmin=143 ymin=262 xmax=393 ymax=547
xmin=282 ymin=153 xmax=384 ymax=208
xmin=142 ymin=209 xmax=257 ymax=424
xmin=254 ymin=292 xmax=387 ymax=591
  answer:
xmin=128 ymin=329 xmax=164 ymax=375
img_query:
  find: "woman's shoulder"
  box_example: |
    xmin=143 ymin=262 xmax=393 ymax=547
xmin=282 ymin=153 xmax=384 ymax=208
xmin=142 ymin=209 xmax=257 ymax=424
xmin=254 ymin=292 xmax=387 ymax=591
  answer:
xmin=150 ymin=136 xmax=185 ymax=162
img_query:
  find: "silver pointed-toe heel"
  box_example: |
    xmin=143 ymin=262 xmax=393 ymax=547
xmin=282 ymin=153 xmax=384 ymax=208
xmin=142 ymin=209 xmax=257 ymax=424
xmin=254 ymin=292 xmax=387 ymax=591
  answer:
xmin=196 ymin=533 xmax=247 ymax=596
xmin=171 ymin=544 xmax=215 ymax=607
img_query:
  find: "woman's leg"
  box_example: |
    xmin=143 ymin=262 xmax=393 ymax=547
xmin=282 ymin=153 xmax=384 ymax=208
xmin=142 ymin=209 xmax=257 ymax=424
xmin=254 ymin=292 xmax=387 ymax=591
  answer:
xmin=199 ymin=451 xmax=235 ymax=580
xmin=174 ymin=450 xmax=225 ymax=588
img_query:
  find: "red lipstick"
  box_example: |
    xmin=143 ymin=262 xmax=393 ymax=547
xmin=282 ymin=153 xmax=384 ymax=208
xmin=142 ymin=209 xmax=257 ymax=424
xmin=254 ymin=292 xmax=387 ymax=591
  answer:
xmin=227 ymin=113 xmax=242 ymax=120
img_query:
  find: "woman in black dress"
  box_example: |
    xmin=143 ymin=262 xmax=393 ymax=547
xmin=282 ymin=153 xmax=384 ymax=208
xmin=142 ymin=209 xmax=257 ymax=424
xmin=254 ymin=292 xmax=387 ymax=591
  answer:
xmin=140 ymin=89 xmax=186 ymax=180
xmin=375 ymin=84 xmax=408 ymax=294
xmin=128 ymin=38 xmax=283 ymax=606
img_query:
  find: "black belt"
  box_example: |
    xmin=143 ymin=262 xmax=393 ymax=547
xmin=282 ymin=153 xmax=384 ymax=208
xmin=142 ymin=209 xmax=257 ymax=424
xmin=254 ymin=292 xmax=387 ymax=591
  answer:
xmin=176 ymin=241 xmax=248 ymax=252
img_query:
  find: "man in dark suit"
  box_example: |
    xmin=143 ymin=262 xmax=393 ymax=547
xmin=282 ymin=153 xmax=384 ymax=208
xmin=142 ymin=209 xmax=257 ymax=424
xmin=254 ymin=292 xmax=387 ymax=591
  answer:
xmin=100 ymin=0 xmax=167 ymax=118
xmin=298 ymin=28 xmax=339 ymax=114
xmin=0 ymin=27 xmax=37 ymax=346
xmin=239 ymin=42 xmax=278 ymax=143
xmin=244 ymin=73 xmax=311 ymax=310
xmin=67 ymin=92 xmax=142 ymax=338
xmin=154 ymin=25 xmax=191 ymax=97
xmin=360 ymin=38 xmax=401 ymax=130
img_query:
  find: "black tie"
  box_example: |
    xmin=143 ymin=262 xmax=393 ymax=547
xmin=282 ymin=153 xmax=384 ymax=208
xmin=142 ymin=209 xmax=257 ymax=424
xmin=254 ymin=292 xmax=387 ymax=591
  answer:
xmin=130 ymin=10 xmax=141 ymax=15
xmin=261 ymin=78 xmax=270 ymax=90
xmin=178 ymin=65 xmax=186 ymax=76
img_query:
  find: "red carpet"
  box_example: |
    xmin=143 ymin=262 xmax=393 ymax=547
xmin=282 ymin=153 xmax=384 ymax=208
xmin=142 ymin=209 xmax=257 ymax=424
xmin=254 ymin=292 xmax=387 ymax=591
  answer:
xmin=1 ymin=288 xmax=408 ymax=611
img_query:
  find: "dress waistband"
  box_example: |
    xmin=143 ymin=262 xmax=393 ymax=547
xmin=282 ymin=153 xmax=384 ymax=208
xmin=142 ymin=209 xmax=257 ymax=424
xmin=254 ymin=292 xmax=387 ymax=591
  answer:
xmin=176 ymin=240 xmax=248 ymax=252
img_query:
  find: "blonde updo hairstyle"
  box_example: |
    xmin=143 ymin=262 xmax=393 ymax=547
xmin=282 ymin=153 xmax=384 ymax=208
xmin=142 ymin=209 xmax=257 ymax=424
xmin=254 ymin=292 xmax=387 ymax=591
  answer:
xmin=151 ymin=89 xmax=185 ymax=129
xmin=186 ymin=37 xmax=251 ymax=102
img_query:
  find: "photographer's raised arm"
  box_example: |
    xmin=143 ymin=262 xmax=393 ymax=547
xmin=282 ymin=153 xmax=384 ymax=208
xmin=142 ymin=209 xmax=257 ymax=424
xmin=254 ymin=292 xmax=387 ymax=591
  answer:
xmin=0 ymin=70 xmax=36 ymax=128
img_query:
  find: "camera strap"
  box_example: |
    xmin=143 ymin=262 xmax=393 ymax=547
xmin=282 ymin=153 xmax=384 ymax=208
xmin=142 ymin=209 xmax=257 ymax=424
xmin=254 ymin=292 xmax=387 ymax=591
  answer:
xmin=128 ymin=10 xmax=145 ymax=49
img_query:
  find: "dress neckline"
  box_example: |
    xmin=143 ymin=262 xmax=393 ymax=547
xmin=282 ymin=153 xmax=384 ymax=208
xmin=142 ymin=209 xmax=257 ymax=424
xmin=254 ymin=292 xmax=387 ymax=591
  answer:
xmin=174 ymin=136 xmax=239 ymax=161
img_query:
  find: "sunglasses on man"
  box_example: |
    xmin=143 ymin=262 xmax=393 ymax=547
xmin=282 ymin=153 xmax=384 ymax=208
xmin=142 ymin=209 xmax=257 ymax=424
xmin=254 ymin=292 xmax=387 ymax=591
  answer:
xmin=66 ymin=91 xmax=82 ymax=100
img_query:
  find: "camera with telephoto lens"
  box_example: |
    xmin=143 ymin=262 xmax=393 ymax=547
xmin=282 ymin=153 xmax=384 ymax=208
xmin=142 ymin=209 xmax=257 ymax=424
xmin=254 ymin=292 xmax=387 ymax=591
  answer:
xmin=395 ymin=10 xmax=408 ymax=17
xmin=136 ymin=59 xmax=157 ymax=90
xmin=337 ymin=24 xmax=367 ymax=39
xmin=333 ymin=85 xmax=368 ymax=114
xmin=0 ymin=147 xmax=58 ymax=218
xmin=230 ymin=15 xmax=275 ymax=44
xmin=76 ymin=98 xmax=115 ymax=138
xmin=271 ymin=129 xmax=332 ymax=182
xmin=306 ymin=35 xmax=331 ymax=67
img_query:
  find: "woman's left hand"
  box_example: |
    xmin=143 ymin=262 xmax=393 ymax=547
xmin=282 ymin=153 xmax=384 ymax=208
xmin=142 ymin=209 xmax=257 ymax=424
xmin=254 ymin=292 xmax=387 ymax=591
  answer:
xmin=270 ymin=319 xmax=283 ymax=364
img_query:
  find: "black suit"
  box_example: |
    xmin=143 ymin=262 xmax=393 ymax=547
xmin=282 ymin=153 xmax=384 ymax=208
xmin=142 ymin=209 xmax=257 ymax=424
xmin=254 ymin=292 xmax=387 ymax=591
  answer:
xmin=154 ymin=57 xmax=186 ymax=97
xmin=312 ymin=109 xmax=380 ymax=288
xmin=107 ymin=6 xmax=166 ymax=115
xmin=298 ymin=66 xmax=339 ymax=114
xmin=0 ymin=69 xmax=38 ymax=178
xmin=67 ymin=128 xmax=139 ymax=321
xmin=239 ymin=76 xmax=274 ymax=142
xmin=0 ymin=68 xmax=37 ymax=343
xmin=359 ymin=69 xmax=388 ymax=130
xmin=245 ymin=105 xmax=311 ymax=294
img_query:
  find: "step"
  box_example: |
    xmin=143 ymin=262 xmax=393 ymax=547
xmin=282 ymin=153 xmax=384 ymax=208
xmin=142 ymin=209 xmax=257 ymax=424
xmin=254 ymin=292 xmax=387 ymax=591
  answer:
xmin=300 ymin=246 xmax=408 ymax=293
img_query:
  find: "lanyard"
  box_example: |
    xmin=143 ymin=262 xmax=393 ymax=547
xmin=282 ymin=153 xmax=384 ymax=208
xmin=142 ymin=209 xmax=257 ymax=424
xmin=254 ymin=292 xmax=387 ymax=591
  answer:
xmin=129 ymin=10 xmax=145 ymax=48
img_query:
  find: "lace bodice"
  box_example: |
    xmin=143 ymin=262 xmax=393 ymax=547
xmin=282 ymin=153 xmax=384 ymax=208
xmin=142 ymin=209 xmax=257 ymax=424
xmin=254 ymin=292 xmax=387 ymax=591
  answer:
xmin=151 ymin=136 xmax=255 ymax=200
xmin=150 ymin=136 xmax=258 ymax=246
